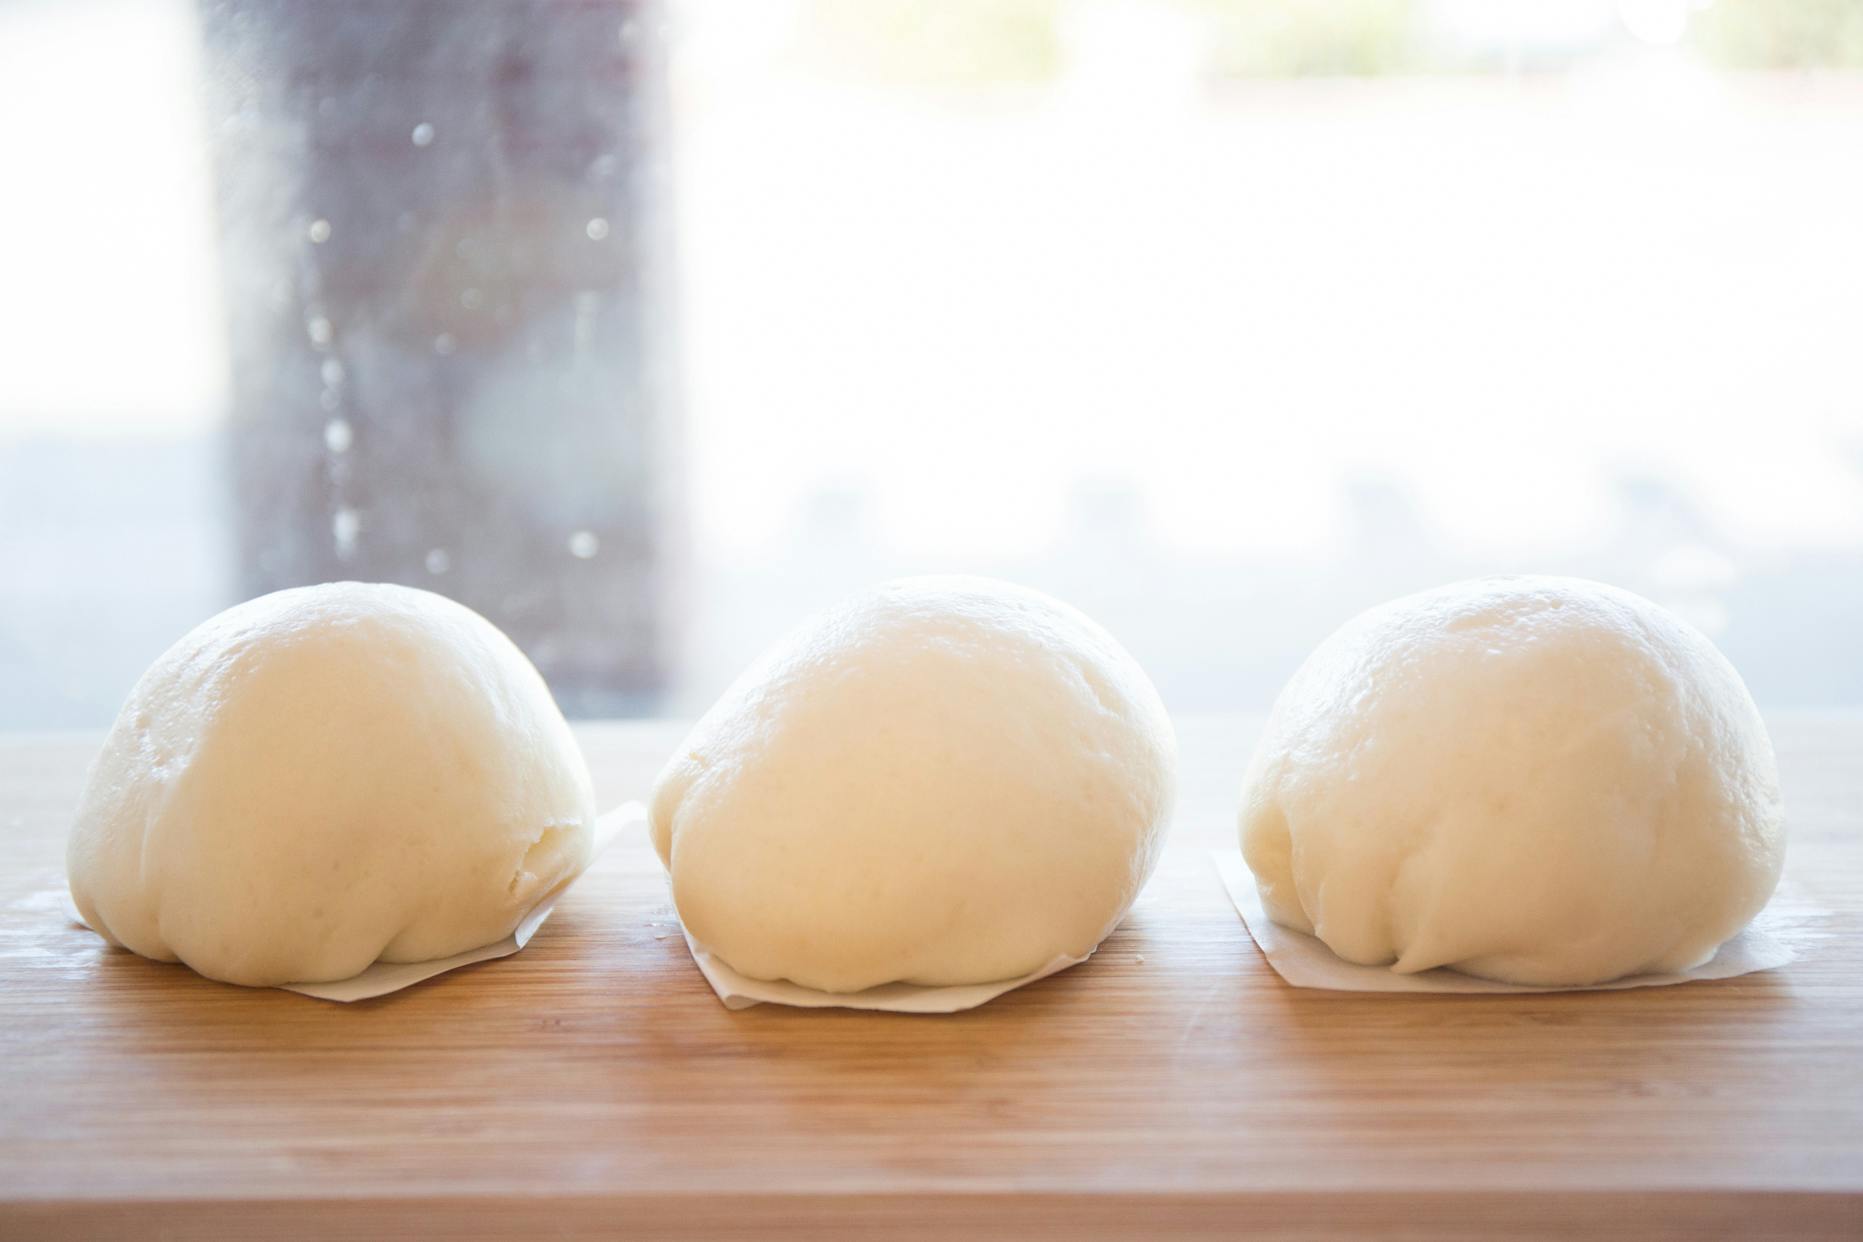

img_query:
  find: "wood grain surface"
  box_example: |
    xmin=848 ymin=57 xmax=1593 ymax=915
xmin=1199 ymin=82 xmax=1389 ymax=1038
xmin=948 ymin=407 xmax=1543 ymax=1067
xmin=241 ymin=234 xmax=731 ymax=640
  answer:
xmin=1 ymin=716 xmax=1859 ymax=1239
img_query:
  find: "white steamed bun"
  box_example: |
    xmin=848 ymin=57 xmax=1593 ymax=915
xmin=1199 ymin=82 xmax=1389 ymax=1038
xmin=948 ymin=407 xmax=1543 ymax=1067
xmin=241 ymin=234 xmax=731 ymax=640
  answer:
xmin=68 ymin=582 xmax=595 ymax=986
xmin=1240 ymin=576 xmax=1784 ymax=986
xmin=650 ymin=576 xmax=1176 ymax=993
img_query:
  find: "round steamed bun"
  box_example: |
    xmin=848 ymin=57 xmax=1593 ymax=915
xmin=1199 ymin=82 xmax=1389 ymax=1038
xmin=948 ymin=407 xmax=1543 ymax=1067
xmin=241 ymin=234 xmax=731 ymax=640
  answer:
xmin=649 ymin=576 xmax=1177 ymax=993
xmin=68 ymin=582 xmax=596 ymax=987
xmin=1239 ymin=576 xmax=1784 ymax=986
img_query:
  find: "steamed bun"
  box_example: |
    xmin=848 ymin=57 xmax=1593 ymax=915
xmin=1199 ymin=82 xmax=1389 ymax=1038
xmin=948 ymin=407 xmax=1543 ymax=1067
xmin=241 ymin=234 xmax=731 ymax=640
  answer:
xmin=68 ymin=582 xmax=596 ymax=987
xmin=650 ymin=576 xmax=1176 ymax=993
xmin=1240 ymin=576 xmax=1784 ymax=986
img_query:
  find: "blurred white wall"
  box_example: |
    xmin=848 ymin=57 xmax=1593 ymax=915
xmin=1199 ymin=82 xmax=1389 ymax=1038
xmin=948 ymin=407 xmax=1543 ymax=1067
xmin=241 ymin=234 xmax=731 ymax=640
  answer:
xmin=0 ymin=0 xmax=229 ymax=728
xmin=663 ymin=0 xmax=1863 ymax=713
xmin=5 ymin=0 xmax=1863 ymax=726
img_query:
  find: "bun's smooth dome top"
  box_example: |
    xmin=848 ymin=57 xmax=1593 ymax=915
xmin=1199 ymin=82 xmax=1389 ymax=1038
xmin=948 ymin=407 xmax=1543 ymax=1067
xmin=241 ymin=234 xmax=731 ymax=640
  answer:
xmin=650 ymin=576 xmax=1177 ymax=994
xmin=1240 ymin=576 xmax=1784 ymax=987
xmin=68 ymin=582 xmax=596 ymax=987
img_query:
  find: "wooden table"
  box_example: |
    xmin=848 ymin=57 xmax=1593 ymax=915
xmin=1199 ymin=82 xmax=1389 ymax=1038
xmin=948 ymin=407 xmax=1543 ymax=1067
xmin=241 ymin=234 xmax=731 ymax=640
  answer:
xmin=2 ymin=716 xmax=1859 ymax=1239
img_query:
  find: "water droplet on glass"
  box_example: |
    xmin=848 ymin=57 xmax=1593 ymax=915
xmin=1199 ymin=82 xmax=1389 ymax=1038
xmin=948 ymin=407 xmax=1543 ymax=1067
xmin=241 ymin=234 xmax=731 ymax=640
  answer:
xmin=425 ymin=548 xmax=451 ymax=575
xmin=307 ymin=218 xmax=332 ymax=244
xmin=433 ymin=332 xmax=457 ymax=356
xmin=306 ymin=316 xmax=333 ymax=347
xmin=585 ymin=217 xmax=610 ymax=241
xmin=618 ymin=19 xmax=638 ymax=43
xmin=410 ymin=121 xmax=435 ymax=147
xmin=574 ymin=292 xmax=600 ymax=349
xmin=567 ymin=530 xmax=599 ymax=559
xmin=332 ymin=507 xmax=361 ymax=557
xmin=460 ymin=287 xmax=484 ymax=311
xmin=588 ymin=153 xmax=619 ymax=181
xmin=323 ymin=418 xmax=353 ymax=454
xmin=320 ymin=358 xmax=345 ymax=386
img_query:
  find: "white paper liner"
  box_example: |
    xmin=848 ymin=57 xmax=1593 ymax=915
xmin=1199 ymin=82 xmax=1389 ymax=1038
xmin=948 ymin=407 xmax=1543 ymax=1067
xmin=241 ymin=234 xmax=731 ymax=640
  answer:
xmin=1214 ymin=849 xmax=1824 ymax=994
xmin=680 ymin=931 xmax=1089 ymax=1012
xmin=71 ymin=803 xmax=642 ymax=1001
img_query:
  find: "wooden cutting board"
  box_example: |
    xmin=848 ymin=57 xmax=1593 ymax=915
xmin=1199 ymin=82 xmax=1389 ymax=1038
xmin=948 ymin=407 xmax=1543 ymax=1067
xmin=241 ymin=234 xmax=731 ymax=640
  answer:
xmin=1 ymin=716 xmax=1858 ymax=1239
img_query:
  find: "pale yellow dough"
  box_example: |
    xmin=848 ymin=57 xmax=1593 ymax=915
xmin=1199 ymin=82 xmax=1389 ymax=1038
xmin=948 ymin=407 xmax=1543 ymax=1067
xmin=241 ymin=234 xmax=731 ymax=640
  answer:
xmin=650 ymin=576 xmax=1177 ymax=993
xmin=67 ymin=582 xmax=595 ymax=987
xmin=1240 ymin=576 xmax=1785 ymax=986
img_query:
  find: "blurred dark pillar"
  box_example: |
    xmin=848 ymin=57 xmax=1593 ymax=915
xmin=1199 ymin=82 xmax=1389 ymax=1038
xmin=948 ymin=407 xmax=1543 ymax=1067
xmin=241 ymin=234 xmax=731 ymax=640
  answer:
xmin=198 ymin=0 xmax=673 ymax=714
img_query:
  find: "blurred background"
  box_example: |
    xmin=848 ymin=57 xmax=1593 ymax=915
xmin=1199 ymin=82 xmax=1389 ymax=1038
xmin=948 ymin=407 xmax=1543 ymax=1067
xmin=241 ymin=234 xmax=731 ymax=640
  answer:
xmin=3 ymin=0 xmax=1862 ymax=729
